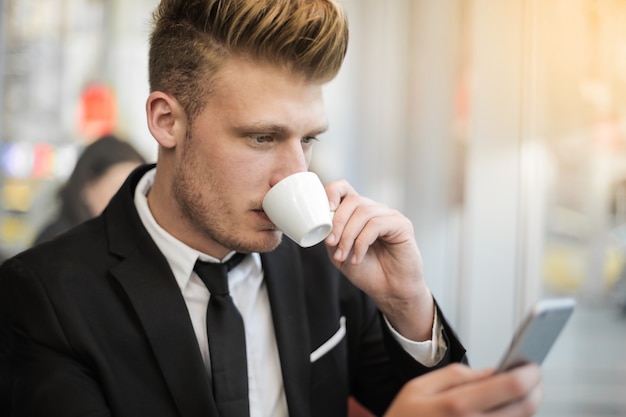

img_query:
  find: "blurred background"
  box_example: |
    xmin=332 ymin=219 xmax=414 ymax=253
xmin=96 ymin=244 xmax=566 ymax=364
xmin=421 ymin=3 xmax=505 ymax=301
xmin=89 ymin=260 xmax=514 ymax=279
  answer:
xmin=1 ymin=0 xmax=625 ymax=415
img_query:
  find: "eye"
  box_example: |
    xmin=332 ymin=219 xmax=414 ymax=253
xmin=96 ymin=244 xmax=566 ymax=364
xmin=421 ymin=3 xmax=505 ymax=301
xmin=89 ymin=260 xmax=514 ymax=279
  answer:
xmin=302 ymin=136 xmax=319 ymax=145
xmin=250 ymin=135 xmax=273 ymax=144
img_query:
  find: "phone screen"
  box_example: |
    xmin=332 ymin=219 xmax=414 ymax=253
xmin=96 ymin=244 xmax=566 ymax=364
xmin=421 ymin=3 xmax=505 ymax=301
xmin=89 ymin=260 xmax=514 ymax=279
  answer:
xmin=496 ymin=298 xmax=575 ymax=372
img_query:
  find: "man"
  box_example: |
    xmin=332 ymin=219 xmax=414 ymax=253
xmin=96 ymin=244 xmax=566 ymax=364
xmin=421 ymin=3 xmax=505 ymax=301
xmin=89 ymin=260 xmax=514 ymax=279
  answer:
xmin=0 ymin=0 xmax=542 ymax=416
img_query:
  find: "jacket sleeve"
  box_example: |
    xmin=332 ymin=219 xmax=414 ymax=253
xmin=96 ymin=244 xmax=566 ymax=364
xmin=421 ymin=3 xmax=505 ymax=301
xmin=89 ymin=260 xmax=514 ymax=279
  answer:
xmin=346 ymin=287 xmax=467 ymax=416
xmin=380 ymin=301 xmax=468 ymax=384
xmin=0 ymin=257 xmax=112 ymax=417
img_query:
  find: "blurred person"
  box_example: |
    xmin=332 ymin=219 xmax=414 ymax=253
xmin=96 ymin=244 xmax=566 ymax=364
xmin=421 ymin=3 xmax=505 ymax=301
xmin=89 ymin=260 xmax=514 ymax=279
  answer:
xmin=0 ymin=1 xmax=542 ymax=416
xmin=33 ymin=134 xmax=146 ymax=245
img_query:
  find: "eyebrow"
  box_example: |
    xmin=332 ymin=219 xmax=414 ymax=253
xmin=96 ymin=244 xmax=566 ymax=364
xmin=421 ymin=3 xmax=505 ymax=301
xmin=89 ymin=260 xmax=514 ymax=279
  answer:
xmin=233 ymin=122 xmax=329 ymax=137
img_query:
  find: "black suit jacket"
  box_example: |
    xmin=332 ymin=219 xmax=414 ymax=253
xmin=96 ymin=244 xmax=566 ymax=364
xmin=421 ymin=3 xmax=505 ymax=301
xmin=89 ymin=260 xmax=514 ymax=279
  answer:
xmin=0 ymin=165 xmax=466 ymax=417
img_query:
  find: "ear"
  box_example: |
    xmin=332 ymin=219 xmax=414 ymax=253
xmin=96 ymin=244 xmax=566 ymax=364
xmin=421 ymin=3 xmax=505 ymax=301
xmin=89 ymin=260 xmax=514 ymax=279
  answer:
xmin=146 ymin=91 xmax=187 ymax=149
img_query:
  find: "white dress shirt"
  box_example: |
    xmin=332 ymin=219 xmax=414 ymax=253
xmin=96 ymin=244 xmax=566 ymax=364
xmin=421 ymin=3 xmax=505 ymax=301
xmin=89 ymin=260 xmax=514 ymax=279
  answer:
xmin=133 ymin=167 xmax=446 ymax=417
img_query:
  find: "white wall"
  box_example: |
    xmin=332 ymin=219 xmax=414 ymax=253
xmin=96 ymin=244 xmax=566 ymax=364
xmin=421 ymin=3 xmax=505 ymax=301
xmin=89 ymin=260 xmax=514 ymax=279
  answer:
xmin=323 ymin=0 xmax=547 ymax=368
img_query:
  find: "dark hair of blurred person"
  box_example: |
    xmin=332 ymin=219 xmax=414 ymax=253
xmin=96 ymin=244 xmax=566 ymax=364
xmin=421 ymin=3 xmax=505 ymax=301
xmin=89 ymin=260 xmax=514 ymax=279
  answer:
xmin=34 ymin=135 xmax=146 ymax=245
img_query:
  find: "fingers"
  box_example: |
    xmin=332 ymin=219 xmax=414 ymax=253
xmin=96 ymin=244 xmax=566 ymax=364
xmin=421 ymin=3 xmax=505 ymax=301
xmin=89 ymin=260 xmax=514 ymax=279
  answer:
xmin=324 ymin=178 xmax=356 ymax=212
xmin=484 ymin=365 xmax=543 ymax=417
xmin=327 ymin=195 xmax=397 ymax=264
xmin=403 ymin=363 xmax=494 ymax=395
xmin=487 ymin=385 xmax=543 ymax=417
xmin=324 ymin=179 xmax=409 ymax=264
xmin=385 ymin=364 xmax=542 ymax=417
xmin=442 ymin=364 xmax=542 ymax=415
xmin=384 ymin=364 xmax=493 ymax=417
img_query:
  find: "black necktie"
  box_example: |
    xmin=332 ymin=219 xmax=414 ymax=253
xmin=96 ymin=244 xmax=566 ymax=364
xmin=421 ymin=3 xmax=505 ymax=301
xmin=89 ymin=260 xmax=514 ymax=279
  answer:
xmin=194 ymin=253 xmax=249 ymax=417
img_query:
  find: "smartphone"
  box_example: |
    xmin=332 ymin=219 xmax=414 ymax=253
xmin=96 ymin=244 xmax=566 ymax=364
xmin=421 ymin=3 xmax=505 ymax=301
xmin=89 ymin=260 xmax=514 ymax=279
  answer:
xmin=496 ymin=298 xmax=575 ymax=372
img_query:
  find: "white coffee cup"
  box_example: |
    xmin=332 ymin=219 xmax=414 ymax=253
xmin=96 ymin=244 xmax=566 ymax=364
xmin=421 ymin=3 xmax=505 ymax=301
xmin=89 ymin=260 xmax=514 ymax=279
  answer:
xmin=262 ymin=171 xmax=333 ymax=247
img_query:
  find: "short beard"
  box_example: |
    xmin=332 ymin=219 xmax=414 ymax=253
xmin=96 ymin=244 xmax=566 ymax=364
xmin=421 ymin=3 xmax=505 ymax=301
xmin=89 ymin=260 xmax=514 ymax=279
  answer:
xmin=172 ymin=127 xmax=283 ymax=254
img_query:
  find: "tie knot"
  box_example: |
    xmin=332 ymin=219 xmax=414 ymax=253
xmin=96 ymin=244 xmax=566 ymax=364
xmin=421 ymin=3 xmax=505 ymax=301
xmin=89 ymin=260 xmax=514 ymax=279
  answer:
xmin=193 ymin=253 xmax=247 ymax=296
xmin=194 ymin=261 xmax=229 ymax=295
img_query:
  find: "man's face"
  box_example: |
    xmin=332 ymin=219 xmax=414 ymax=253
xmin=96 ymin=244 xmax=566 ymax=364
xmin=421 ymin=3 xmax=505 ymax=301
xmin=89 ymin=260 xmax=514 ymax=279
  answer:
xmin=169 ymin=57 xmax=328 ymax=257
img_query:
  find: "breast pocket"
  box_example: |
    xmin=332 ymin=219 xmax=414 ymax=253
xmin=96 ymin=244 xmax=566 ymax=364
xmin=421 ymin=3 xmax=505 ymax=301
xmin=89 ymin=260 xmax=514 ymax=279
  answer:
xmin=310 ymin=316 xmax=346 ymax=363
xmin=310 ymin=316 xmax=349 ymax=414
xmin=310 ymin=316 xmax=348 ymax=384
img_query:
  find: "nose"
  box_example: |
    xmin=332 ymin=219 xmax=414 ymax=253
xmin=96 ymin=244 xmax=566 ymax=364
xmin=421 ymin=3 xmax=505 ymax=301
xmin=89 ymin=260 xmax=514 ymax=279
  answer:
xmin=269 ymin=140 xmax=310 ymax=186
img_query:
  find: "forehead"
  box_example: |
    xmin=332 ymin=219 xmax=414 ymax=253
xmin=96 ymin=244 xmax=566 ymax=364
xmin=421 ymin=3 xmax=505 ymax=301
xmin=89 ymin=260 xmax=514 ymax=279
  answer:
xmin=201 ymin=57 xmax=328 ymax=129
xmin=213 ymin=56 xmax=320 ymax=96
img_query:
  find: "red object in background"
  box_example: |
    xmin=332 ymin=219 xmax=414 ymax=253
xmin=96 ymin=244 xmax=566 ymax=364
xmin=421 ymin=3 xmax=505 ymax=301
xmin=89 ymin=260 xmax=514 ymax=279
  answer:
xmin=31 ymin=143 xmax=55 ymax=179
xmin=78 ymin=84 xmax=118 ymax=142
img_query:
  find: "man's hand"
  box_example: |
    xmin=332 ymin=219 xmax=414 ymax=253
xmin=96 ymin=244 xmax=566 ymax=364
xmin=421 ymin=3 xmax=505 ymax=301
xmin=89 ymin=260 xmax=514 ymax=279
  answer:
xmin=384 ymin=364 xmax=543 ymax=417
xmin=324 ymin=179 xmax=434 ymax=342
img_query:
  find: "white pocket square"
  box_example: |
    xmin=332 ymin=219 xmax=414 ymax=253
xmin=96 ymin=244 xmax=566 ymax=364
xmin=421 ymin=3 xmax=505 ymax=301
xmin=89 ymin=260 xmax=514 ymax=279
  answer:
xmin=310 ymin=316 xmax=346 ymax=363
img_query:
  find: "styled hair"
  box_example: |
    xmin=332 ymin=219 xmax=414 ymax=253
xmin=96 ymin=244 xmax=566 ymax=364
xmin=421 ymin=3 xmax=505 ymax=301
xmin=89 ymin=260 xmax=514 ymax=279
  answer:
xmin=149 ymin=0 xmax=349 ymax=121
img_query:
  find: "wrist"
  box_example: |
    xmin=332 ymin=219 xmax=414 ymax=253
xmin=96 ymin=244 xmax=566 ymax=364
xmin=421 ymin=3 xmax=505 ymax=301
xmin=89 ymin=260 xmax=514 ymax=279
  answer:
xmin=379 ymin=287 xmax=435 ymax=342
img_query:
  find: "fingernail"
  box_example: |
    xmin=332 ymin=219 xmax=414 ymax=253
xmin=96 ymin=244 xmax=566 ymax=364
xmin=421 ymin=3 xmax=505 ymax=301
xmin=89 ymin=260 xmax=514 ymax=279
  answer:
xmin=334 ymin=248 xmax=343 ymax=261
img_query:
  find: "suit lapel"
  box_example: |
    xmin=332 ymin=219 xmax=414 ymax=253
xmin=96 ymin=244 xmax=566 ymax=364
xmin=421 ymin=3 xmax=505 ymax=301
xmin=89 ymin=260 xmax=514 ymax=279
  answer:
xmin=262 ymin=241 xmax=312 ymax=417
xmin=111 ymin=252 xmax=217 ymax=417
xmin=104 ymin=165 xmax=217 ymax=417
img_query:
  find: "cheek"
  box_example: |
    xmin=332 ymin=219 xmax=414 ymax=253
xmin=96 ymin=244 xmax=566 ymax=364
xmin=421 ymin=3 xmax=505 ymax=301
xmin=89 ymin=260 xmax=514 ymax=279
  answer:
xmin=183 ymin=133 xmax=274 ymax=201
xmin=305 ymin=147 xmax=314 ymax=166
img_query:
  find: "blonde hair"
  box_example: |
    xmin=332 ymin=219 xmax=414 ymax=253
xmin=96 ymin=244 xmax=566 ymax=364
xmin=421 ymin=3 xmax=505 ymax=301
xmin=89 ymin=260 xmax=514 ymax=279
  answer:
xmin=149 ymin=0 xmax=349 ymax=120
